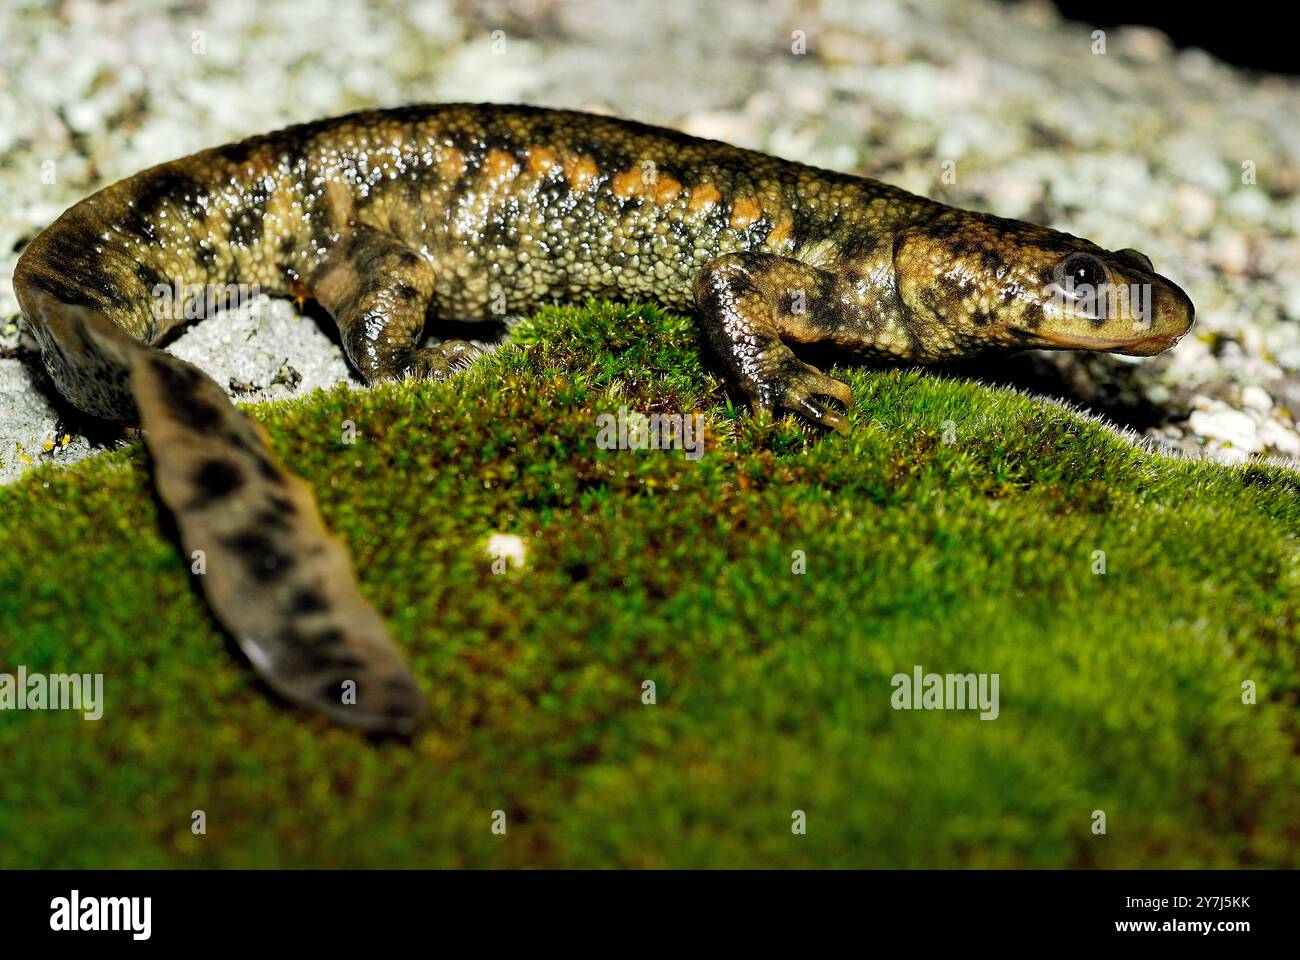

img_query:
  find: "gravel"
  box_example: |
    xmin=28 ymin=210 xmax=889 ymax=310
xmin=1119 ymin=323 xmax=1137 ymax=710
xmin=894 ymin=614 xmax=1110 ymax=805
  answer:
xmin=2 ymin=0 xmax=1298 ymax=482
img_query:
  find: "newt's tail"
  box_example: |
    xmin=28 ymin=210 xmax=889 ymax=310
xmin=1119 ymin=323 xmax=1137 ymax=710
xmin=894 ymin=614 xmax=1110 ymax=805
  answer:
xmin=15 ymin=290 xmax=427 ymax=732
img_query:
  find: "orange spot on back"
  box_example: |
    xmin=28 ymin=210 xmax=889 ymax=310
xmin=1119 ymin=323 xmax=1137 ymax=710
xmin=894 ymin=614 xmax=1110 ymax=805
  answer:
xmin=484 ymin=148 xmax=520 ymax=182
xmin=611 ymin=169 xmax=644 ymax=198
xmin=688 ymin=182 xmax=721 ymax=213
xmin=438 ymin=147 xmax=466 ymax=179
xmin=766 ymin=214 xmax=794 ymax=249
xmin=527 ymin=146 xmax=560 ymax=176
xmin=730 ymin=197 xmax=762 ymax=229
xmin=564 ymin=155 xmax=600 ymax=191
xmin=654 ymin=176 xmax=682 ymax=203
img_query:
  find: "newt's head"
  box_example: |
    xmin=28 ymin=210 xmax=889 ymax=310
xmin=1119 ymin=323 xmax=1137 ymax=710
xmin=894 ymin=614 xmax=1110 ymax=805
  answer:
xmin=892 ymin=216 xmax=1195 ymax=360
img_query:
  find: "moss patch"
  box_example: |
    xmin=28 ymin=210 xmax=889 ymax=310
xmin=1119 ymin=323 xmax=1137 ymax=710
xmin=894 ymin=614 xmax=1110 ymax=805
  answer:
xmin=1 ymin=303 xmax=1298 ymax=867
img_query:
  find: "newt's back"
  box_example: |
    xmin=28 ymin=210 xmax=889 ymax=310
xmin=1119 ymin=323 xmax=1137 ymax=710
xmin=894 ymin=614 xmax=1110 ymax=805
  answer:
xmin=18 ymin=104 xmax=924 ymax=336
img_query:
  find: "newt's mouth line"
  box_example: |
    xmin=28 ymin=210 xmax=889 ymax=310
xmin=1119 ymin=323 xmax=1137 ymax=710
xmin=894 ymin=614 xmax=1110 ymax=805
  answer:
xmin=1022 ymin=329 xmax=1182 ymax=355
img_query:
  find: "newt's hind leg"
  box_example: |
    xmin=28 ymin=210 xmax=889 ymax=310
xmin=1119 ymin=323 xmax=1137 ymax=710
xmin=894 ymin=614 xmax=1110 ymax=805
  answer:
xmin=693 ymin=252 xmax=854 ymax=433
xmin=310 ymin=224 xmax=477 ymax=383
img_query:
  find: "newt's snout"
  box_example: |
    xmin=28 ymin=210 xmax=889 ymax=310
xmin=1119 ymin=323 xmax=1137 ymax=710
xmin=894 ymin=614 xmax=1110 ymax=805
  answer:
xmin=1115 ymin=270 xmax=1195 ymax=356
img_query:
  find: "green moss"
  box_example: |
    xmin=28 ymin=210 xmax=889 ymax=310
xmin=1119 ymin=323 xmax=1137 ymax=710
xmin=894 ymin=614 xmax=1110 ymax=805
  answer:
xmin=1 ymin=302 xmax=1298 ymax=867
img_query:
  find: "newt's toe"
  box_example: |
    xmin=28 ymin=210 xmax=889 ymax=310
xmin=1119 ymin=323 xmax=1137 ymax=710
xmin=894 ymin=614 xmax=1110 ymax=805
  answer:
xmin=768 ymin=359 xmax=853 ymax=434
xmin=406 ymin=340 xmax=483 ymax=381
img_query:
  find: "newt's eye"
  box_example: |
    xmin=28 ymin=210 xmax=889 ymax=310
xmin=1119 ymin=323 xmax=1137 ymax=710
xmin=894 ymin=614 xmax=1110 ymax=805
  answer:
xmin=1054 ymin=253 xmax=1108 ymax=295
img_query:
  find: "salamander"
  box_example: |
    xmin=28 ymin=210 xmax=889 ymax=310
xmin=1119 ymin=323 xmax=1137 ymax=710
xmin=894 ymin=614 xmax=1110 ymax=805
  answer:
xmin=11 ymin=103 xmax=1195 ymax=732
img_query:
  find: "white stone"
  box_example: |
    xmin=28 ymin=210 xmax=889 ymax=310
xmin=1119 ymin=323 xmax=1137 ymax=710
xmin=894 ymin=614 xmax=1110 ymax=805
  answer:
xmin=1240 ymin=385 xmax=1273 ymax=413
xmin=1258 ymin=418 xmax=1300 ymax=458
xmin=1187 ymin=403 xmax=1263 ymax=453
xmin=485 ymin=533 xmax=528 ymax=570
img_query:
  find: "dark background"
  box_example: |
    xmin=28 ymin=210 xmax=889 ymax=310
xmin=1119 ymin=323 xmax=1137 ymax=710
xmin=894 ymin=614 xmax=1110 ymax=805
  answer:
xmin=1039 ymin=1 xmax=1295 ymax=75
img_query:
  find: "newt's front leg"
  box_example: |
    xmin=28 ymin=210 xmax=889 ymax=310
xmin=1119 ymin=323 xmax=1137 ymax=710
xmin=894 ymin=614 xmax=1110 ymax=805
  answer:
xmin=310 ymin=223 xmax=479 ymax=384
xmin=693 ymin=252 xmax=855 ymax=433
